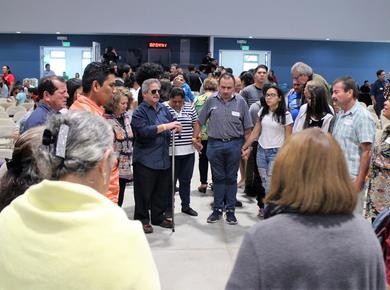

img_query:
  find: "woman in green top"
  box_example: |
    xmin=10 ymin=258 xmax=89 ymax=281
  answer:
xmin=193 ymin=78 xmax=218 ymax=193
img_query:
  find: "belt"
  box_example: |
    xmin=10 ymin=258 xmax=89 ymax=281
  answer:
xmin=209 ymin=137 xmax=240 ymax=142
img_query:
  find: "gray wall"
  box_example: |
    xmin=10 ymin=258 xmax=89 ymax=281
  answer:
xmin=1 ymin=0 xmax=390 ymax=42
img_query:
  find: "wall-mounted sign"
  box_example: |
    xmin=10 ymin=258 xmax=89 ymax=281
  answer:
xmin=62 ymin=41 xmax=71 ymax=47
xmin=148 ymin=42 xmax=168 ymax=48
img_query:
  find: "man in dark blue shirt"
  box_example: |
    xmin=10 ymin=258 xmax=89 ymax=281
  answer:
xmin=131 ymin=78 xmax=182 ymax=234
xmin=370 ymin=69 xmax=388 ymax=117
xmin=21 ymin=76 xmax=69 ymax=133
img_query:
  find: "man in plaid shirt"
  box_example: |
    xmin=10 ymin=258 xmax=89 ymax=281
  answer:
xmin=332 ymin=76 xmax=376 ymax=213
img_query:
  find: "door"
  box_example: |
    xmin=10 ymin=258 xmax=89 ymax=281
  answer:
xmin=41 ymin=46 xmax=92 ymax=79
xmin=219 ymin=50 xmax=271 ymax=75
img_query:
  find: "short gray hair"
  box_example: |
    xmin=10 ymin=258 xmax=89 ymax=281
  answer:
xmin=141 ymin=78 xmax=160 ymax=94
xmin=39 ymin=110 xmax=114 ymax=179
xmin=291 ymin=62 xmax=313 ymax=77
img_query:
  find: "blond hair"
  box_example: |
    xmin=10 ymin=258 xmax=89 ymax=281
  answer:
xmin=265 ymin=128 xmax=356 ymax=214
xmin=104 ymin=86 xmax=133 ymax=114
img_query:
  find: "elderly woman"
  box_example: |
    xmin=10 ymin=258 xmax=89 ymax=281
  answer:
xmin=193 ymin=78 xmax=218 ymax=193
xmin=104 ymin=86 xmax=133 ymax=207
xmin=0 ymin=111 xmax=160 ymax=290
xmin=0 ymin=126 xmax=44 ymax=211
xmin=228 ymin=128 xmax=386 ymax=290
xmin=366 ymin=95 xmax=390 ymax=219
xmin=164 ymin=87 xmax=198 ymax=217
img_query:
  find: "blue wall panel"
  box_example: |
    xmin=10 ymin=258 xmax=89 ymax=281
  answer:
xmin=214 ymin=38 xmax=390 ymax=87
xmin=0 ymin=34 xmax=209 ymax=81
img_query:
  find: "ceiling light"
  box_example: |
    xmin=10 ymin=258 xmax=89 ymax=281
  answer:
xmin=56 ymin=32 xmax=61 ymax=34
xmin=325 ymin=38 xmax=330 ymax=41
xmin=16 ymin=31 xmax=21 ymax=34
xmin=248 ymin=36 xmax=253 ymax=39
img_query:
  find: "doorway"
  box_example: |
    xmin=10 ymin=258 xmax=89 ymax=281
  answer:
xmin=40 ymin=46 xmax=92 ymax=79
xmin=218 ymin=50 xmax=271 ymax=75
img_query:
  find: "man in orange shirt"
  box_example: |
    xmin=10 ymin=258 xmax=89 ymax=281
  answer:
xmin=70 ymin=62 xmax=119 ymax=203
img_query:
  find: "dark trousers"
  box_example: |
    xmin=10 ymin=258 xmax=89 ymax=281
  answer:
xmin=199 ymin=140 xmax=209 ymax=184
xmin=244 ymin=141 xmax=265 ymax=207
xmin=167 ymin=153 xmax=195 ymax=209
xmin=198 ymin=140 xmax=209 ymax=184
xmin=133 ymin=162 xmax=169 ymax=225
xmin=118 ymin=178 xmax=128 ymax=207
xmin=374 ymin=100 xmax=385 ymax=117
xmin=207 ymin=138 xmax=242 ymax=210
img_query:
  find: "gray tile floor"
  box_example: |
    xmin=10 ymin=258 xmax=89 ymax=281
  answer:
xmin=122 ymin=160 xmax=261 ymax=290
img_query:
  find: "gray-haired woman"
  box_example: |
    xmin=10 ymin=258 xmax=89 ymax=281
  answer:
xmin=0 ymin=110 xmax=160 ymax=290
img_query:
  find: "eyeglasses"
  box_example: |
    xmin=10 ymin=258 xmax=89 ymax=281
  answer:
xmin=150 ymin=89 xmax=161 ymax=95
xmin=265 ymin=93 xmax=279 ymax=98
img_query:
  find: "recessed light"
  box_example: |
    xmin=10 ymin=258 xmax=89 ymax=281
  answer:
xmin=325 ymin=38 xmax=330 ymax=41
xmin=249 ymin=36 xmax=253 ymax=39
xmin=16 ymin=31 xmax=21 ymax=34
xmin=56 ymin=32 xmax=61 ymax=35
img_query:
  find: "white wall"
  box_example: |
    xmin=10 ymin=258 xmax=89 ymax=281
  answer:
xmin=1 ymin=0 xmax=390 ymax=42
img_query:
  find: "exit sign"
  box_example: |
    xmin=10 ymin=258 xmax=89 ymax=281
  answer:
xmin=148 ymin=42 xmax=168 ymax=48
xmin=62 ymin=41 xmax=71 ymax=47
xmin=241 ymin=45 xmax=249 ymax=51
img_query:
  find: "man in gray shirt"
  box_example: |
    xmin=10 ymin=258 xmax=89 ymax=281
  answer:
xmin=193 ymin=73 xmax=253 ymax=225
xmin=240 ymin=64 xmax=269 ymax=107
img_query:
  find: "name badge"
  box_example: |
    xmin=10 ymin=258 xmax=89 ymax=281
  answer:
xmin=386 ymin=137 xmax=390 ymax=145
xmin=380 ymin=87 xmax=384 ymax=91
xmin=344 ymin=119 xmax=353 ymax=126
xmin=232 ymin=111 xmax=240 ymax=117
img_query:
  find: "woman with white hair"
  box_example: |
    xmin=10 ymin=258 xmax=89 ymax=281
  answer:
xmin=0 ymin=110 xmax=160 ymax=290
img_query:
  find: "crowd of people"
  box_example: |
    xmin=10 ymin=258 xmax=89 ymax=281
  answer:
xmin=0 ymin=53 xmax=389 ymax=289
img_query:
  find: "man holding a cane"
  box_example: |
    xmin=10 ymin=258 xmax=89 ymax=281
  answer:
xmin=131 ymin=78 xmax=182 ymax=234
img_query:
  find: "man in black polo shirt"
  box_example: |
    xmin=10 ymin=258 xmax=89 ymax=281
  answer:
xmin=193 ymin=73 xmax=253 ymax=225
xmin=371 ymin=69 xmax=388 ymax=117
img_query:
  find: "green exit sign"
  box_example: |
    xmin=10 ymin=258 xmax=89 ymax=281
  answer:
xmin=62 ymin=41 xmax=71 ymax=47
xmin=241 ymin=45 xmax=249 ymax=51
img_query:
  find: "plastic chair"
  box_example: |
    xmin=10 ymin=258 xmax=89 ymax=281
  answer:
xmin=22 ymin=102 xmax=34 ymax=111
xmin=0 ymin=111 xmax=9 ymax=118
xmin=6 ymin=106 xmax=26 ymax=117
xmin=13 ymin=110 xmax=26 ymax=123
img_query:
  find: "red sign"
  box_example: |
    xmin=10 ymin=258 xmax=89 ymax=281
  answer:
xmin=148 ymin=42 xmax=168 ymax=48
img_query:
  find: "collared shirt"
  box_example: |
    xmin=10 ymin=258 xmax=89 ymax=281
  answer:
xmin=371 ymin=79 xmax=388 ymax=104
xmin=22 ymin=101 xmax=56 ymax=133
xmin=198 ymin=93 xmax=253 ymax=139
xmin=69 ymin=95 xmax=105 ymax=116
xmin=286 ymin=91 xmax=302 ymax=121
xmin=332 ymin=102 xmax=375 ymax=177
xmin=131 ymin=102 xmax=174 ymax=170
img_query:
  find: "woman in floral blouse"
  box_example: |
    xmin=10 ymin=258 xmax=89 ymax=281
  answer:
xmin=366 ymin=95 xmax=390 ymax=219
xmin=104 ymin=86 xmax=133 ymax=207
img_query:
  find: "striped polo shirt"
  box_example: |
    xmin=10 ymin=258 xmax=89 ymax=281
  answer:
xmin=164 ymin=101 xmax=198 ymax=156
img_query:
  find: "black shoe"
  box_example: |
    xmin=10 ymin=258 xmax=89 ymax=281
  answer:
xmin=207 ymin=209 xmax=222 ymax=223
xmin=182 ymin=207 xmax=198 ymax=216
xmin=198 ymin=184 xmax=207 ymax=193
xmin=235 ymin=200 xmax=243 ymax=207
xmin=225 ymin=210 xmax=238 ymax=225
xmin=143 ymin=224 xmax=154 ymax=234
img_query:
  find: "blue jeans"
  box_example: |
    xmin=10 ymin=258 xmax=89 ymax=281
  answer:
xmin=256 ymin=145 xmax=279 ymax=194
xmin=207 ymin=138 xmax=243 ymax=210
